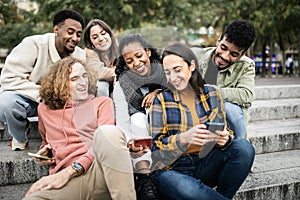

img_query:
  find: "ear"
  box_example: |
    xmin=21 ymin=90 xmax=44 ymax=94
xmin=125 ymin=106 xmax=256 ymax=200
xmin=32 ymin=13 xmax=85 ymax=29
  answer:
xmin=53 ymin=25 xmax=59 ymax=36
xmin=216 ymin=36 xmax=221 ymax=46
xmin=190 ymin=60 xmax=196 ymax=72
xmin=145 ymin=49 xmax=151 ymax=57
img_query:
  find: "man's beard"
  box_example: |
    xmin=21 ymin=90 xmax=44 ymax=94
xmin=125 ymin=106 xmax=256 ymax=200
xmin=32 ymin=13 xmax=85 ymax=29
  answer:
xmin=64 ymin=46 xmax=75 ymax=54
xmin=215 ymin=52 xmax=232 ymax=68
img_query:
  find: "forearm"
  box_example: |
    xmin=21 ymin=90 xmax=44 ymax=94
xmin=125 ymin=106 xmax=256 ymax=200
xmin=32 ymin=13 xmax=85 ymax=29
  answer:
xmin=221 ymin=87 xmax=253 ymax=107
xmin=220 ymin=63 xmax=255 ymax=107
xmin=86 ymin=54 xmax=115 ymax=82
xmin=113 ymin=83 xmax=132 ymax=139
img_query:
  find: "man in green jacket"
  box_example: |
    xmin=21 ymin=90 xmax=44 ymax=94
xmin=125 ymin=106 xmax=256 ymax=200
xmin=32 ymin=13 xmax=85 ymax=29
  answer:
xmin=192 ymin=20 xmax=256 ymax=138
xmin=0 ymin=9 xmax=86 ymax=150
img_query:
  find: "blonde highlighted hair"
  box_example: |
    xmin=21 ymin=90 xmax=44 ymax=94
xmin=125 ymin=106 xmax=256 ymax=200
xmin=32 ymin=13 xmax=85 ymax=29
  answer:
xmin=39 ymin=57 xmax=97 ymax=109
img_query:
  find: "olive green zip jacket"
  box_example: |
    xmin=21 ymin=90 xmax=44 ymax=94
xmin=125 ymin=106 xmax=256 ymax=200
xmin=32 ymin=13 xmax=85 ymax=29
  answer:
xmin=191 ymin=47 xmax=255 ymax=122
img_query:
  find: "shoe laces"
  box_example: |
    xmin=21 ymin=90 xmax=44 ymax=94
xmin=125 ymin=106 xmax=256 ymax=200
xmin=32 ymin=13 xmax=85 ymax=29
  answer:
xmin=137 ymin=174 xmax=158 ymax=199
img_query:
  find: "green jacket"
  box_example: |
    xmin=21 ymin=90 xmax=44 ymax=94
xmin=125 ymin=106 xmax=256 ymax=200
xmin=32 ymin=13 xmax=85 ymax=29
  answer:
xmin=191 ymin=47 xmax=255 ymax=122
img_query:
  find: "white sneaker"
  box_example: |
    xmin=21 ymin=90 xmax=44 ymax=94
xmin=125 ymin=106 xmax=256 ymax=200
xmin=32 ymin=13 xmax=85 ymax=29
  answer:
xmin=10 ymin=138 xmax=28 ymax=151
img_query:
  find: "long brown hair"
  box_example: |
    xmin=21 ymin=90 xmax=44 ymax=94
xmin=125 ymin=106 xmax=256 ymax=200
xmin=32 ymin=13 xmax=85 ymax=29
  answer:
xmin=162 ymin=42 xmax=205 ymax=94
xmin=83 ymin=19 xmax=119 ymax=66
xmin=39 ymin=57 xmax=97 ymax=109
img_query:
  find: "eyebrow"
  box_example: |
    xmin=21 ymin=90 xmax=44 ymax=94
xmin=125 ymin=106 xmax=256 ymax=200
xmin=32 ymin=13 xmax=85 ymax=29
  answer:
xmin=221 ymin=43 xmax=242 ymax=55
xmin=67 ymin=27 xmax=82 ymax=33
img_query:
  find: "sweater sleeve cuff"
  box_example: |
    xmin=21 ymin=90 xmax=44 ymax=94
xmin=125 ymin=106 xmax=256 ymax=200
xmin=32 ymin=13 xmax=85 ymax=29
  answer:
xmin=76 ymin=155 xmax=94 ymax=174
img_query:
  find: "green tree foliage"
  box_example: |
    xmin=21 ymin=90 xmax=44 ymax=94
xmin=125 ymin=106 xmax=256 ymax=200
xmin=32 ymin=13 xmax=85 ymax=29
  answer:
xmin=0 ymin=0 xmax=40 ymax=51
xmin=0 ymin=0 xmax=299 ymax=75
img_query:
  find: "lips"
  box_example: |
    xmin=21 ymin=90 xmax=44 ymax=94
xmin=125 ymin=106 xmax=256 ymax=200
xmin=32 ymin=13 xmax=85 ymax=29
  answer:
xmin=68 ymin=42 xmax=76 ymax=49
xmin=77 ymin=87 xmax=87 ymax=93
xmin=135 ymin=65 xmax=146 ymax=73
xmin=98 ymin=41 xmax=108 ymax=47
xmin=216 ymin=55 xmax=229 ymax=66
xmin=171 ymin=79 xmax=182 ymax=88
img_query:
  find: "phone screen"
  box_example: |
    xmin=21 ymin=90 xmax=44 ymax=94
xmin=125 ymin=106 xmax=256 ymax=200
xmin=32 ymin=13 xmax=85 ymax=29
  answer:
xmin=134 ymin=138 xmax=152 ymax=149
xmin=207 ymin=122 xmax=224 ymax=133
xmin=28 ymin=152 xmax=54 ymax=160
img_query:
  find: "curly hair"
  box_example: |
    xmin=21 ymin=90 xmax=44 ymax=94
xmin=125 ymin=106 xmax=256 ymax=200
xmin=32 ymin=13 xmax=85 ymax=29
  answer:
xmin=83 ymin=19 xmax=119 ymax=66
xmin=220 ymin=20 xmax=256 ymax=53
xmin=115 ymin=34 xmax=161 ymax=80
xmin=39 ymin=57 xmax=97 ymax=110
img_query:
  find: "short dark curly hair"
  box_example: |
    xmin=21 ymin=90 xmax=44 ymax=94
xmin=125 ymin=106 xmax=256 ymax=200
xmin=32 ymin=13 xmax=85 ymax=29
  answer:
xmin=53 ymin=9 xmax=85 ymax=28
xmin=220 ymin=20 xmax=256 ymax=53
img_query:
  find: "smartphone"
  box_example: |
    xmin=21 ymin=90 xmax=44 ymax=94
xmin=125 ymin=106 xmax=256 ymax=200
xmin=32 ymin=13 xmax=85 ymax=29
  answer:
xmin=134 ymin=137 xmax=152 ymax=149
xmin=206 ymin=122 xmax=225 ymax=133
xmin=28 ymin=152 xmax=54 ymax=160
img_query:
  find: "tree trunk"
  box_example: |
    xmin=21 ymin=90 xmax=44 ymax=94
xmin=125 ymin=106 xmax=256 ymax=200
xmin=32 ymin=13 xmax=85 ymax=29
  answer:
xmin=261 ymin=43 xmax=267 ymax=78
xmin=298 ymin=31 xmax=300 ymax=77
xmin=269 ymin=40 xmax=274 ymax=77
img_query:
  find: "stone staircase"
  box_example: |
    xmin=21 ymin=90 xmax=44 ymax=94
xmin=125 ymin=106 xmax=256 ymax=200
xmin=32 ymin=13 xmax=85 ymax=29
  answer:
xmin=0 ymin=82 xmax=300 ymax=200
xmin=234 ymin=84 xmax=300 ymax=200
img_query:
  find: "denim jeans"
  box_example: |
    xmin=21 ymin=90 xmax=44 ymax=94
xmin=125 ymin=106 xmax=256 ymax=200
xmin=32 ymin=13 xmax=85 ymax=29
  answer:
xmin=0 ymin=91 xmax=38 ymax=142
xmin=224 ymin=102 xmax=246 ymax=138
xmin=153 ymin=138 xmax=255 ymax=200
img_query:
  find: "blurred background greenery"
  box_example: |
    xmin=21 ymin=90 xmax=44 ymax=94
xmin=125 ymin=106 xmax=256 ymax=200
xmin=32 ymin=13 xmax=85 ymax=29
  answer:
xmin=0 ymin=0 xmax=299 ymax=77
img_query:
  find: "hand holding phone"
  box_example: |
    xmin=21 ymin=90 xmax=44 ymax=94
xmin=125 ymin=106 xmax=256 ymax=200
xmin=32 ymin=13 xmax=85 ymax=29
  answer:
xmin=28 ymin=152 xmax=54 ymax=160
xmin=206 ymin=122 xmax=225 ymax=133
xmin=134 ymin=137 xmax=152 ymax=150
xmin=197 ymin=122 xmax=225 ymax=158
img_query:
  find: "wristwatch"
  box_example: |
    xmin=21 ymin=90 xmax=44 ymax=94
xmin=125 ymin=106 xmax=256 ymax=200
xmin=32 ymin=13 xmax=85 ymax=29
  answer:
xmin=71 ymin=162 xmax=84 ymax=177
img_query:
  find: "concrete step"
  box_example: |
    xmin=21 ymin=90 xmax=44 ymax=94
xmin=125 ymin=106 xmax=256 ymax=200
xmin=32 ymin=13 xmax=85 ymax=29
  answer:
xmin=247 ymin=118 xmax=300 ymax=154
xmin=249 ymin=98 xmax=300 ymax=122
xmin=254 ymin=84 xmax=300 ymax=100
xmin=1 ymin=150 xmax=299 ymax=200
xmin=0 ymin=183 xmax=30 ymax=200
xmin=0 ymin=118 xmax=298 ymax=186
xmin=234 ymin=149 xmax=300 ymax=200
xmin=0 ymin=139 xmax=48 ymax=186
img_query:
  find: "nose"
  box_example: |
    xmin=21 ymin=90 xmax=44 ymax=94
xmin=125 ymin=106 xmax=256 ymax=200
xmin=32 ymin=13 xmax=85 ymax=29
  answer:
xmin=169 ymin=71 xmax=176 ymax=82
xmin=98 ymin=34 xmax=104 ymax=41
xmin=71 ymin=33 xmax=80 ymax=42
xmin=132 ymin=58 xmax=140 ymax=68
xmin=78 ymin=77 xmax=87 ymax=86
xmin=221 ymin=51 xmax=230 ymax=60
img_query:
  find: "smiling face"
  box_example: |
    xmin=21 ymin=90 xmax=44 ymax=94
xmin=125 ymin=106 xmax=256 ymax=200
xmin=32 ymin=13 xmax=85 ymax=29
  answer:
xmin=69 ymin=62 xmax=89 ymax=101
xmin=213 ymin=36 xmax=245 ymax=69
xmin=90 ymin=24 xmax=112 ymax=52
xmin=163 ymin=54 xmax=195 ymax=92
xmin=121 ymin=42 xmax=151 ymax=77
xmin=54 ymin=18 xmax=83 ymax=57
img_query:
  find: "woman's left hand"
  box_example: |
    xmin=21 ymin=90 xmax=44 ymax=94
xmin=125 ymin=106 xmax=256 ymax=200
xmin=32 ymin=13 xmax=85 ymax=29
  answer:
xmin=214 ymin=129 xmax=230 ymax=146
xmin=142 ymin=90 xmax=160 ymax=108
xmin=127 ymin=139 xmax=149 ymax=158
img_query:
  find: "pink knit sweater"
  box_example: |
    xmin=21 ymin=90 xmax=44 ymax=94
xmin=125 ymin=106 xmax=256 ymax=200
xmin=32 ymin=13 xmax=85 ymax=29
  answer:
xmin=38 ymin=95 xmax=115 ymax=174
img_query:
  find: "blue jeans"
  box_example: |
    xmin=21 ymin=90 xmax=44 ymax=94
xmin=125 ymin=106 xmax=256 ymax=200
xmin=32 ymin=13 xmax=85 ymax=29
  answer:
xmin=224 ymin=102 xmax=246 ymax=138
xmin=153 ymin=138 xmax=255 ymax=200
xmin=0 ymin=91 xmax=38 ymax=142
